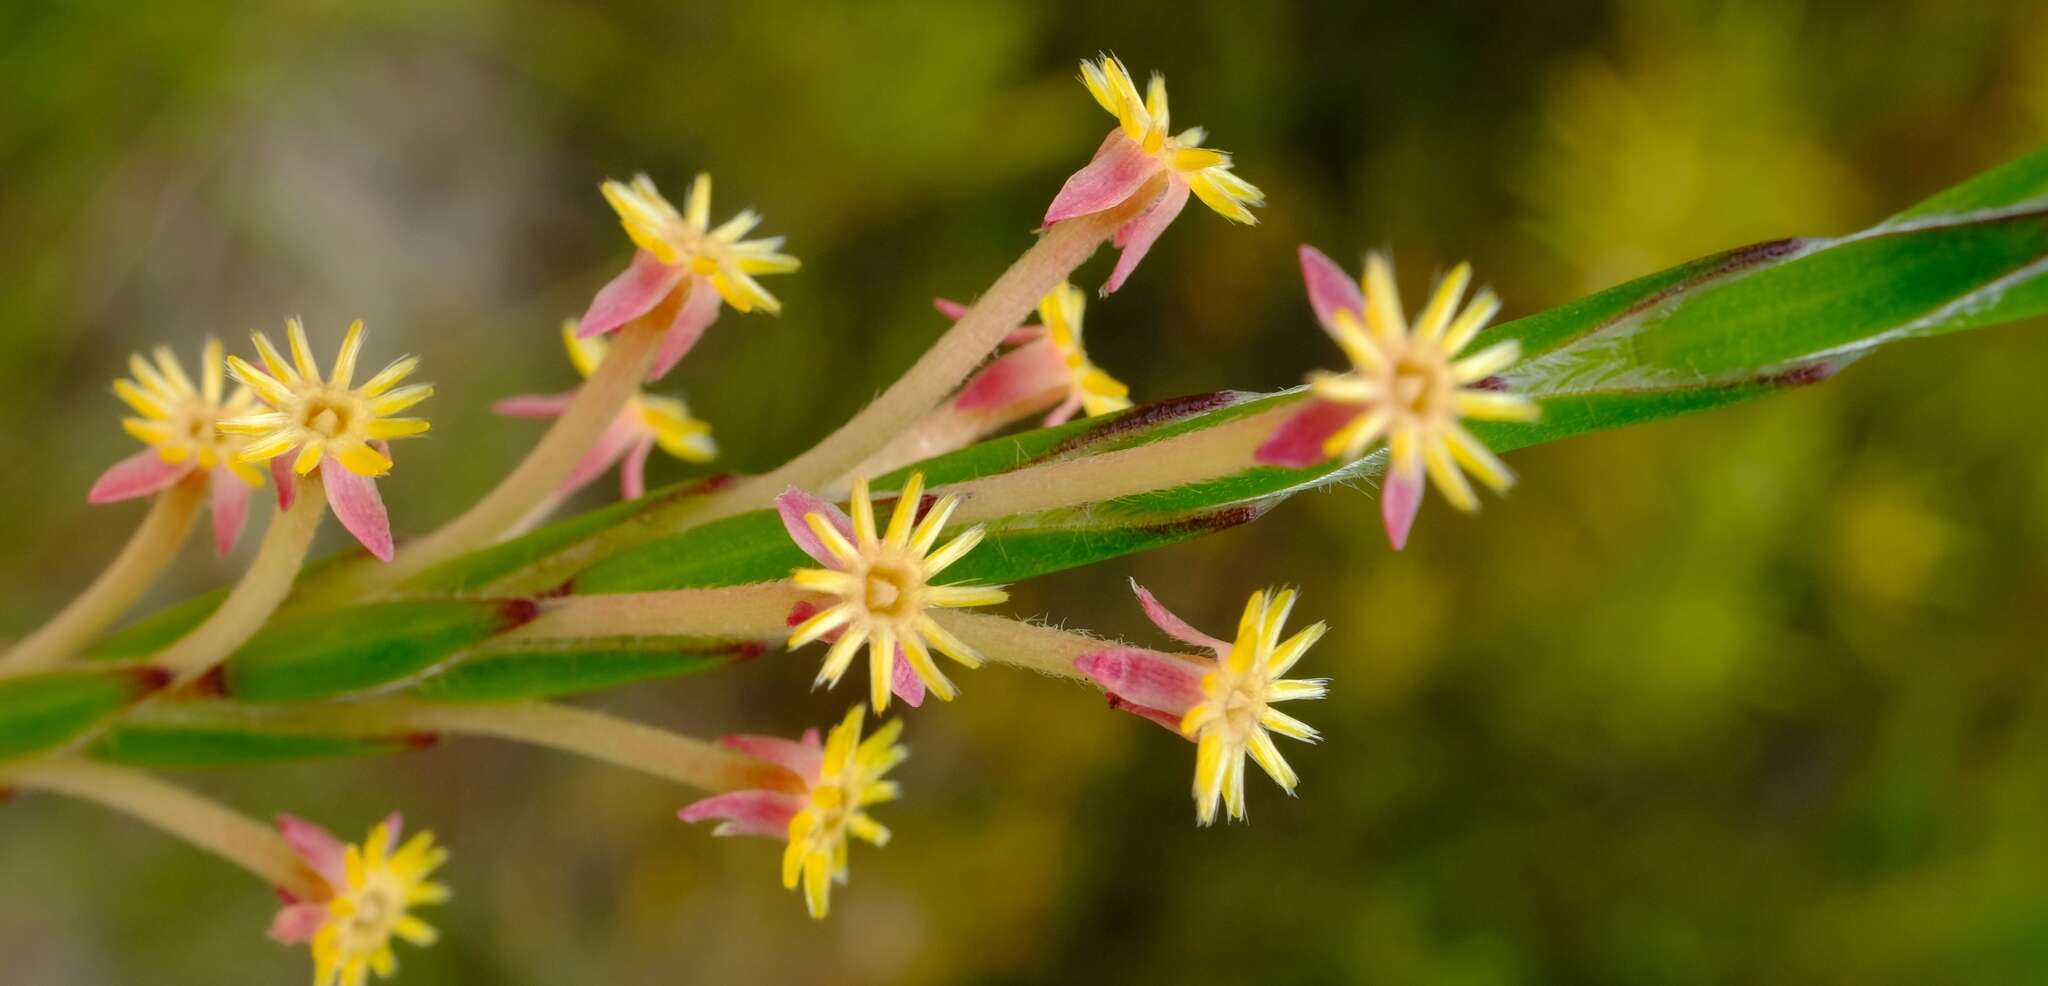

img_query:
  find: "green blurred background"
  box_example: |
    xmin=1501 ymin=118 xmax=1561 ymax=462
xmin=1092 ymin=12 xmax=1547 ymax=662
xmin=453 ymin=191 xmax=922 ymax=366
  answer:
xmin=4 ymin=1 xmax=2046 ymax=982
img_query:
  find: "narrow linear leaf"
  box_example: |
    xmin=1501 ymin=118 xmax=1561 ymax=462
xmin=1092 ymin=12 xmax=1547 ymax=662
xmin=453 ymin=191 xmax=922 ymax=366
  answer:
xmin=89 ymin=724 xmax=427 ymax=767
xmin=414 ymin=637 xmax=757 ymax=702
xmin=223 ymin=599 xmax=538 ymax=703
xmin=0 ymin=668 xmax=165 ymax=761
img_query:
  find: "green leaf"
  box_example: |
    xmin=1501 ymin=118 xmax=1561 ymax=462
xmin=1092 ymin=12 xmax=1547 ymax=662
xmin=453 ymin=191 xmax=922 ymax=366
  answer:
xmin=1893 ymin=146 xmax=2048 ymax=220
xmin=399 ymin=480 xmax=695 ymax=594
xmin=223 ymin=599 xmax=537 ymax=703
xmin=413 ymin=637 xmax=753 ymax=702
xmin=84 ymin=590 xmax=223 ymax=660
xmin=0 ymin=668 xmax=163 ymax=761
xmin=90 ymin=724 xmax=424 ymax=767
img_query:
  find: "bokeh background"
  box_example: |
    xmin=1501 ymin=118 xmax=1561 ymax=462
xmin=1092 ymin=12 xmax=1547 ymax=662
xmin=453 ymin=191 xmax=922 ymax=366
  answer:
xmin=4 ymin=1 xmax=2047 ymax=982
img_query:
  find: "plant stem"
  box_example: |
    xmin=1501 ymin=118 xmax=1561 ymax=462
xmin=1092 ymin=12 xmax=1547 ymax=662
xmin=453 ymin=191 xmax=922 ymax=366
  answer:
xmin=159 ymin=696 xmax=797 ymax=794
xmin=332 ymin=312 xmax=667 ymax=597
xmin=486 ymin=192 xmax=1160 ymax=594
xmin=743 ymin=197 xmax=1149 ymax=496
xmin=1 ymin=474 xmax=206 ymax=674
xmin=152 ymin=480 xmax=327 ymax=681
xmin=504 ymin=582 xmax=808 ymax=642
xmin=1 ymin=757 xmax=318 ymax=899
xmin=402 ymin=700 xmax=801 ymax=792
xmin=843 ymin=401 xmax=1035 ymax=487
xmin=944 ymin=402 xmax=1299 ymax=523
xmin=928 ymin=610 xmax=1117 ymax=680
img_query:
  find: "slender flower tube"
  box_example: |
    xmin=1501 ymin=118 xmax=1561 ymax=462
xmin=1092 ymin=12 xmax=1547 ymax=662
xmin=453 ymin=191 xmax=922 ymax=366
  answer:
xmin=946 ymin=281 xmax=1132 ymax=426
xmin=222 ymin=319 xmax=431 ymax=562
xmin=850 ymin=284 xmax=1132 ymax=481
xmin=777 ymin=473 xmax=1008 ymax=712
xmin=270 ymin=813 xmax=450 ymax=986
xmin=581 ymin=172 xmax=799 ymax=379
xmin=1 ymin=342 xmax=264 ymax=673
xmin=0 ymin=758 xmax=318 ymax=900
xmin=1045 ymin=54 xmax=1264 ymax=293
xmin=494 ymin=321 xmax=718 ymax=503
xmin=1075 ymin=581 xmax=1330 ymax=825
xmin=1256 ymin=248 xmax=1540 ymax=549
xmin=149 ymin=475 xmax=329 ymax=680
xmin=679 ymin=706 xmax=907 ymax=919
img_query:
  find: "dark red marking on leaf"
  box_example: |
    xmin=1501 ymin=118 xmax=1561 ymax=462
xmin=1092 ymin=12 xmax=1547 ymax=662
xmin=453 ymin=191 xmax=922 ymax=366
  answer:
xmin=124 ymin=665 xmax=173 ymax=697
xmin=191 ymin=666 xmax=231 ymax=698
xmin=1042 ymin=391 xmax=1248 ymax=460
xmin=494 ymin=598 xmax=542 ymax=630
xmin=1617 ymin=238 xmax=1807 ymax=324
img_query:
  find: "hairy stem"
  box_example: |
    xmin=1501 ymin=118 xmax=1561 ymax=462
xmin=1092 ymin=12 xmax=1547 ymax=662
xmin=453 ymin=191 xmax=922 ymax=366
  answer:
xmin=1 ymin=475 xmax=207 ymax=674
xmin=1 ymin=757 xmax=318 ymax=899
xmin=929 ymin=609 xmax=1116 ymax=680
xmin=843 ymin=401 xmax=1038 ymax=487
xmin=944 ymin=402 xmax=1299 ymax=523
xmin=333 ymin=312 xmax=667 ymax=596
xmin=152 ymin=480 xmax=327 ymax=681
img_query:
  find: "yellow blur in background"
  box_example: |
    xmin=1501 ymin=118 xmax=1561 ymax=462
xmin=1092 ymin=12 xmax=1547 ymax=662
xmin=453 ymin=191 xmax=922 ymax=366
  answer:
xmin=3 ymin=1 xmax=2046 ymax=982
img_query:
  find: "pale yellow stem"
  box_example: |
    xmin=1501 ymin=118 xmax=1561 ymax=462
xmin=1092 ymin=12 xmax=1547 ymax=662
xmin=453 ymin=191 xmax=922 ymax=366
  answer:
xmin=391 ymin=700 xmax=797 ymax=793
xmin=486 ymin=193 xmax=1158 ymax=594
xmin=152 ymin=480 xmax=327 ymax=681
xmin=743 ymin=195 xmax=1151 ymax=496
xmin=123 ymin=696 xmax=801 ymax=794
xmin=1 ymin=474 xmax=206 ymax=674
xmin=329 ymin=312 xmax=667 ymax=597
xmin=1 ymin=757 xmax=318 ymax=899
xmin=939 ymin=403 xmax=1296 ymax=524
xmin=928 ymin=609 xmax=1120 ymax=680
xmin=503 ymin=582 xmax=808 ymax=643
xmin=843 ymin=397 xmax=1054 ymax=489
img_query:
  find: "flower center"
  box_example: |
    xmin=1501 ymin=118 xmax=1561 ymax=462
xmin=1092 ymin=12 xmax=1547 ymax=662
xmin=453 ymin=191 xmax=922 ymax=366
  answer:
xmin=1219 ymin=675 xmax=1267 ymax=741
xmin=1390 ymin=351 xmax=1448 ymax=419
xmin=300 ymin=395 xmax=355 ymax=438
xmin=860 ymin=559 xmax=920 ymax=619
xmin=335 ymin=878 xmax=403 ymax=956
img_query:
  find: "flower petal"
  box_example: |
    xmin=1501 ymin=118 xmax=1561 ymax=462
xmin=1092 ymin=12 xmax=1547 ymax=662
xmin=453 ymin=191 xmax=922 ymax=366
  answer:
xmin=560 ymin=413 xmax=641 ymax=499
xmin=648 ymin=275 xmax=725 ymax=380
xmin=322 ymin=458 xmax=394 ymax=562
xmin=931 ymin=297 xmax=969 ymax=321
xmin=678 ymin=791 xmax=807 ymax=839
xmin=1381 ymin=462 xmax=1424 ymax=552
xmin=270 ymin=456 xmax=298 ymax=510
xmin=1127 ymin=579 xmax=1231 ymax=656
xmin=1044 ymin=132 xmax=1160 ymax=225
xmin=1106 ymin=693 xmax=1190 ymax=733
xmin=490 ymin=392 xmax=575 ymax=418
xmin=891 ymin=650 xmax=927 ymax=708
xmin=618 ymin=437 xmax=653 ymax=500
xmin=267 ymin=901 xmax=330 ymax=945
xmin=775 ymin=487 xmax=856 ymax=568
xmin=1073 ymin=646 xmax=1208 ymax=717
xmin=953 ymin=339 xmax=1068 ymax=412
xmin=1254 ymin=399 xmax=1359 ymax=467
xmin=1102 ymin=178 xmax=1191 ymax=295
xmin=1299 ymin=244 xmax=1364 ymax=333
xmin=88 ymin=450 xmax=191 ymax=504
xmin=580 ymin=250 xmax=687 ymax=338
xmin=276 ymin=813 xmax=348 ymax=887
xmin=719 ymin=732 xmax=824 ymax=781
xmin=210 ymin=465 xmax=251 ymax=556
